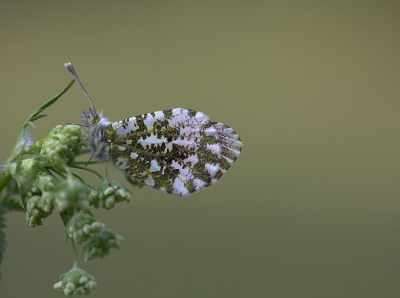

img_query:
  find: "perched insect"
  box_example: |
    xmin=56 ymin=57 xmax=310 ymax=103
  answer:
xmin=65 ymin=62 xmax=242 ymax=196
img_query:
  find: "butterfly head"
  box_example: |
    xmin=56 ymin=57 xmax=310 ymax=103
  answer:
xmin=82 ymin=107 xmax=103 ymax=127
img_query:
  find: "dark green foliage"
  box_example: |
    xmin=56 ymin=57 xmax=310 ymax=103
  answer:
xmin=0 ymin=212 xmax=5 ymax=280
xmin=0 ymin=174 xmax=24 ymax=281
xmin=0 ymin=185 xmax=24 ymax=281
xmin=0 ymin=197 xmax=24 ymax=212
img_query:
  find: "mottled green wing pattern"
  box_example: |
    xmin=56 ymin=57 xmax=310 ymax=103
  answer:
xmin=105 ymin=108 xmax=241 ymax=196
xmin=211 ymin=122 xmax=242 ymax=182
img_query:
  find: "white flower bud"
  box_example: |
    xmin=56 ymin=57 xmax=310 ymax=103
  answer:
xmin=63 ymin=288 xmax=72 ymax=295
xmin=79 ymin=276 xmax=88 ymax=284
xmin=104 ymin=187 xmax=115 ymax=196
xmin=85 ymin=280 xmax=97 ymax=290
xmin=105 ymin=196 xmax=115 ymax=210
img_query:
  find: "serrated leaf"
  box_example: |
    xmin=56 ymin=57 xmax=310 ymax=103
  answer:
xmin=0 ymin=197 xmax=24 ymax=212
xmin=0 ymin=213 xmax=6 ymax=280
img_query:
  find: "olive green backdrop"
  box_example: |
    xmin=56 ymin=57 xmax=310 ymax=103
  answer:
xmin=0 ymin=1 xmax=399 ymax=297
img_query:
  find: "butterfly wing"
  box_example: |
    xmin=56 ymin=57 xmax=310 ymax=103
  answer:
xmin=105 ymin=108 xmax=241 ymax=196
xmin=211 ymin=122 xmax=242 ymax=182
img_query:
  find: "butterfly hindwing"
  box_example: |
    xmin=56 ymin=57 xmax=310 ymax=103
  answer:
xmin=105 ymin=108 xmax=240 ymax=196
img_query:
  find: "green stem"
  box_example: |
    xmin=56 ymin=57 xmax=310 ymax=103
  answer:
xmin=72 ymin=239 xmax=79 ymax=269
xmin=69 ymin=161 xmax=98 ymax=165
xmin=50 ymin=168 xmax=67 ymax=180
xmin=42 ymin=168 xmax=60 ymax=183
xmin=59 ymin=211 xmax=79 ymax=268
xmin=71 ymin=172 xmax=85 ymax=184
xmin=69 ymin=165 xmax=104 ymax=181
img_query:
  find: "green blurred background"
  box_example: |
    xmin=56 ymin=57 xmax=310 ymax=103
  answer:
xmin=0 ymin=1 xmax=399 ymax=297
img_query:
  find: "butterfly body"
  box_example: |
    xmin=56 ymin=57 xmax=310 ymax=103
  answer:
xmin=65 ymin=62 xmax=241 ymax=196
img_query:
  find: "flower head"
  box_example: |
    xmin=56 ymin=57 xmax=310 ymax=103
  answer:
xmin=83 ymin=228 xmax=124 ymax=261
xmin=91 ymin=180 xmax=130 ymax=210
xmin=19 ymin=158 xmax=39 ymax=187
xmin=55 ymin=178 xmax=92 ymax=212
xmin=37 ymin=125 xmax=88 ymax=168
xmin=53 ymin=267 xmax=97 ymax=296
xmin=25 ymin=195 xmax=53 ymax=227
xmin=39 ymin=138 xmax=69 ymax=166
xmin=49 ymin=125 xmax=88 ymax=160
xmin=66 ymin=213 xmax=105 ymax=244
xmin=24 ymin=172 xmax=58 ymax=227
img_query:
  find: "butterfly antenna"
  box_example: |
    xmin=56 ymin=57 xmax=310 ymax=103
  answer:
xmin=64 ymin=62 xmax=97 ymax=112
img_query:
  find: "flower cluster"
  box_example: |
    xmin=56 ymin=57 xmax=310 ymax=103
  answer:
xmin=53 ymin=267 xmax=97 ymax=296
xmin=66 ymin=213 xmax=105 ymax=244
xmin=90 ymin=180 xmax=131 ymax=210
xmin=23 ymin=171 xmax=58 ymax=227
xmin=38 ymin=125 xmax=87 ymax=167
xmin=55 ymin=178 xmax=92 ymax=212
xmin=83 ymin=228 xmax=124 ymax=261
xmin=4 ymin=125 xmax=91 ymax=227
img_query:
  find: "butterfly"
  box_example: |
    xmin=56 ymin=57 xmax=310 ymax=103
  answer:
xmin=65 ymin=62 xmax=242 ymax=196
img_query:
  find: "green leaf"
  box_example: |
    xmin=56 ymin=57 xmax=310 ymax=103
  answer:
xmin=25 ymin=79 xmax=75 ymax=127
xmin=0 ymin=213 xmax=6 ymax=280
xmin=29 ymin=114 xmax=47 ymax=122
xmin=0 ymin=197 xmax=24 ymax=212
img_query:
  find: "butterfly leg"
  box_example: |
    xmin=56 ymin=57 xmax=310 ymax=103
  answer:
xmin=105 ymin=157 xmax=115 ymax=190
xmin=66 ymin=122 xmax=86 ymax=127
xmin=86 ymin=154 xmax=94 ymax=166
